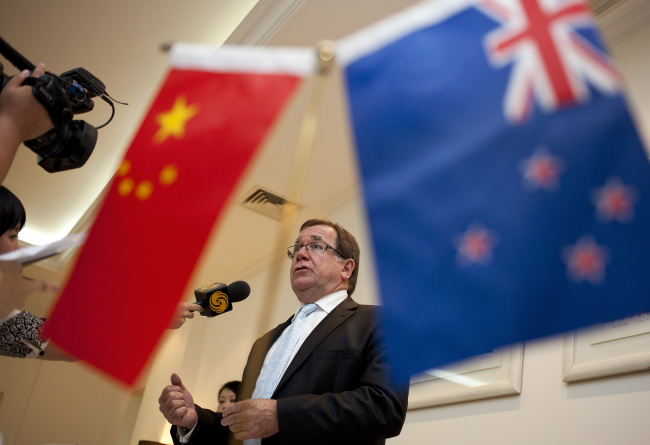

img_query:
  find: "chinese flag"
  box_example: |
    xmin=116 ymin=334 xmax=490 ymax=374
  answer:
xmin=44 ymin=44 xmax=315 ymax=385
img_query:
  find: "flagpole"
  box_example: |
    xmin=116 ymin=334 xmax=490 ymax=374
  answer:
xmin=255 ymin=41 xmax=335 ymax=337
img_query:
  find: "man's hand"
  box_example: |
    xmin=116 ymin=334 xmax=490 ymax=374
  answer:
xmin=0 ymin=261 xmax=60 ymax=319
xmin=168 ymin=302 xmax=203 ymax=329
xmin=158 ymin=373 xmax=198 ymax=430
xmin=221 ymin=399 xmax=279 ymax=440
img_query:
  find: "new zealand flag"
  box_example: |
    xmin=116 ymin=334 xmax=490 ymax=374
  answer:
xmin=339 ymin=0 xmax=650 ymax=383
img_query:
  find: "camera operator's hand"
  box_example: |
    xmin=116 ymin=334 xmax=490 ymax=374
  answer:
xmin=0 ymin=63 xmax=53 ymax=140
xmin=0 ymin=63 xmax=54 ymax=183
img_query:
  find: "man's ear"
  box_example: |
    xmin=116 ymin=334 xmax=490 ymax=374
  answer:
xmin=341 ymin=259 xmax=355 ymax=280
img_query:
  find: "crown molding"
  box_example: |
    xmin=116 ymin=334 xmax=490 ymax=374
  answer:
xmin=225 ymin=0 xmax=306 ymax=46
xmin=593 ymin=0 xmax=650 ymax=45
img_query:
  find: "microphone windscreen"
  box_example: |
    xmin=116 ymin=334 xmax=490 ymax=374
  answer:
xmin=228 ymin=281 xmax=251 ymax=302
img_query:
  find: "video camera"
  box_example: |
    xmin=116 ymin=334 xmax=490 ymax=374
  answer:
xmin=0 ymin=36 xmax=123 ymax=173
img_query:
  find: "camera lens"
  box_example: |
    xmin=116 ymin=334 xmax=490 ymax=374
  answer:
xmin=24 ymin=120 xmax=97 ymax=173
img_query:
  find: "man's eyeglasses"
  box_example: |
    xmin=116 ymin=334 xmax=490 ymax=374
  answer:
xmin=287 ymin=242 xmax=343 ymax=260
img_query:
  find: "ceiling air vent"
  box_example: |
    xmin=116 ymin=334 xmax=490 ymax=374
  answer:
xmin=239 ymin=187 xmax=300 ymax=221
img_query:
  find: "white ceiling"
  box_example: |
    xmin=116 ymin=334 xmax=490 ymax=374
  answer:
xmin=1 ymin=0 xmax=259 ymax=244
xmin=0 ymin=0 xmax=427 ymax=283
xmin=2 ymin=0 xmax=647 ymax=284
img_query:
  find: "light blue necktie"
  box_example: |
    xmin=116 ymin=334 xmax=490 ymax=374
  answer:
xmin=245 ymin=303 xmax=318 ymax=445
xmin=252 ymin=303 xmax=318 ymax=399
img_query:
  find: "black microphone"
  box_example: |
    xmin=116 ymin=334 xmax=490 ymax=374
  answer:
xmin=193 ymin=281 xmax=250 ymax=318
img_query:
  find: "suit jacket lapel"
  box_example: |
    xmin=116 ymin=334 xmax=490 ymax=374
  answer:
xmin=274 ymin=297 xmax=358 ymax=393
xmin=239 ymin=318 xmax=291 ymax=401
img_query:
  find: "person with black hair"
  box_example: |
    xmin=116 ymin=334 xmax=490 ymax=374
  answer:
xmin=0 ymin=184 xmax=60 ymax=319
xmin=0 ymin=185 xmax=68 ymax=359
xmin=0 ymin=183 xmax=26 ymax=251
xmin=217 ymin=381 xmax=240 ymax=414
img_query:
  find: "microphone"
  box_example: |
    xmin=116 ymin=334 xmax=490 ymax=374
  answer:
xmin=193 ymin=281 xmax=250 ymax=318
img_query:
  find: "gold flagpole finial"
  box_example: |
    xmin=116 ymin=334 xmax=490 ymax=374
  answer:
xmin=317 ymin=40 xmax=336 ymax=73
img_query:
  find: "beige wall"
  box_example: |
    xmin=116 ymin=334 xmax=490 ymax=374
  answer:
xmin=613 ymin=20 xmax=650 ymax=153
xmin=393 ymin=336 xmax=650 ymax=445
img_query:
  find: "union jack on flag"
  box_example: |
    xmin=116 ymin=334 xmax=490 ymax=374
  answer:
xmin=480 ymin=0 xmax=621 ymax=122
xmin=339 ymin=0 xmax=650 ymax=382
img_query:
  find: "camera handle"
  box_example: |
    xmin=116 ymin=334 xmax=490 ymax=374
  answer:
xmin=0 ymin=36 xmax=35 ymax=72
xmin=21 ymin=76 xmax=73 ymax=128
xmin=0 ymin=36 xmax=74 ymax=129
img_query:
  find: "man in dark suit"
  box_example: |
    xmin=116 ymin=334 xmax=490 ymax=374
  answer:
xmin=158 ymin=218 xmax=408 ymax=444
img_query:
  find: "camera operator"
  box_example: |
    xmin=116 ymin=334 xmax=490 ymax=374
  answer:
xmin=0 ymin=62 xmax=54 ymax=183
xmin=0 ymin=62 xmax=59 ymax=328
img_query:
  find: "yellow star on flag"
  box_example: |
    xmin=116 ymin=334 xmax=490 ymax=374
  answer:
xmin=153 ymin=95 xmax=199 ymax=145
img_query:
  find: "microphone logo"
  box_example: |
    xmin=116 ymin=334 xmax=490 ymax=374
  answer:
xmin=209 ymin=291 xmax=230 ymax=314
xmin=194 ymin=280 xmax=250 ymax=318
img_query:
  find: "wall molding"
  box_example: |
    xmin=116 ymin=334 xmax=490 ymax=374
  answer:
xmin=225 ymin=0 xmax=306 ymax=46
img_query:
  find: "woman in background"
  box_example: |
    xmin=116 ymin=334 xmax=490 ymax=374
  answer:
xmin=217 ymin=380 xmax=240 ymax=413
xmin=0 ymin=185 xmax=68 ymax=359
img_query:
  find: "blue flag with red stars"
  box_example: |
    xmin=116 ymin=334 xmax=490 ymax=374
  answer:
xmin=339 ymin=0 xmax=650 ymax=383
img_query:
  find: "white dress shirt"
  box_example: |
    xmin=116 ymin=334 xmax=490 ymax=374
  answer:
xmin=256 ymin=290 xmax=348 ymax=385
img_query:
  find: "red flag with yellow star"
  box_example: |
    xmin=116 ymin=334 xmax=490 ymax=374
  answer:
xmin=43 ymin=44 xmax=316 ymax=385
